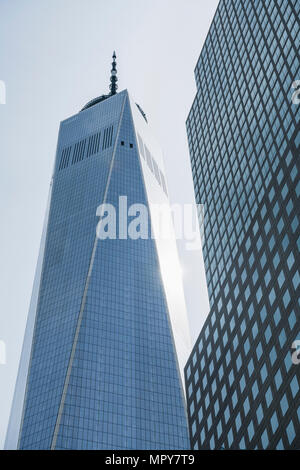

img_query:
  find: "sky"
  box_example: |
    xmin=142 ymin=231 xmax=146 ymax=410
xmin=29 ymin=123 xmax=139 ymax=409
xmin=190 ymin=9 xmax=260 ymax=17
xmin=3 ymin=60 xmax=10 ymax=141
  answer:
xmin=0 ymin=0 xmax=219 ymax=448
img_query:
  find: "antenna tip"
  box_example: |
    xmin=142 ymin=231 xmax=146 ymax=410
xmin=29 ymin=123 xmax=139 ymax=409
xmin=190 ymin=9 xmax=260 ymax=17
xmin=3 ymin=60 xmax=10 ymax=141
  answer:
xmin=109 ymin=51 xmax=118 ymax=95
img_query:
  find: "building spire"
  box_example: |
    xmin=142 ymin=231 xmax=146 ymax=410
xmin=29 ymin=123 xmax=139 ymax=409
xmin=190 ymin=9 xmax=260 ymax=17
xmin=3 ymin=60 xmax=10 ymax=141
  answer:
xmin=109 ymin=51 xmax=118 ymax=95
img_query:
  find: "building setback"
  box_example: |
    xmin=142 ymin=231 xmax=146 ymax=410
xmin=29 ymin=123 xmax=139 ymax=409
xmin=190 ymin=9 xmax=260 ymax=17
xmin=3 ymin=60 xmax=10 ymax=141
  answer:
xmin=185 ymin=0 xmax=299 ymax=450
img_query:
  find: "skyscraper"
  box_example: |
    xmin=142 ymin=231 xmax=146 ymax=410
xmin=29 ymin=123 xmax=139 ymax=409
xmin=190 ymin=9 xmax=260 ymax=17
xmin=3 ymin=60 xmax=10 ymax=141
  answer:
xmin=185 ymin=0 xmax=299 ymax=450
xmin=5 ymin=54 xmax=190 ymax=450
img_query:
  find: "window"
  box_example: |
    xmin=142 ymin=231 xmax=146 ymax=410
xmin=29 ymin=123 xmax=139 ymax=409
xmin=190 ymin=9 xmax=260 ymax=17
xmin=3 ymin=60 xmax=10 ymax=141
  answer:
xmin=252 ymin=322 xmax=258 ymax=339
xmin=226 ymin=350 xmax=231 ymax=366
xmin=228 ymin=428 xmax=233 ymax=447
xmin=224 ymin=406 xmax=230 ymax=424
xmin=271 ymin=411 xmax=279 ymax=433
xmin=274 ymin=307 xmax=281 ymax=326
xmin=223 ymin=331 xmax=228 ymax=347
xmin=286 ymin=420 xmax=296 ymax=445
xmin=248 ymin=421 xmax=254 ymax=441
xmin=212 ymin=379 xmax=217 ymax=396
xmin=244 ymin=397 xmax=250 ymax=415
xmin=217 ymin=421 xmax=222 ymax=438
xmin=198 ymin=406 xmax=203 ymax=422
xmin=276 ymin=439 xmax=284 ymax=450
xmin=279 ymin=328 xmax=287 ymax=347
xmin=244 ymin=338 xmax=250 ymax=355
xmin=192 ymin=352 xmax=197 ymax=366
xmin=292 ymin=272 xmax=300 ymax=290
xmin=256 ymin=287 xmax=262 ymax=303
xmin=264 ymin=325 xmax=272 ymax=343
xmin=248 ymin=359 xmax=254 ymax=377
xmin=284 ymin=351 xmax=292 ymax=372
xmin=256 ymin=342 xmax=263 ymax=360
xmin=270 ymin=346 xmax=277 ymax=365
xmin=288 ymin=311 xmax=296 ymax=329
xmin=252 ymin=381 xmax=259 ymax=400
xmin=261 ymin=364 xmax=268 ymax=383
xmin=256 ymin=404 xmax=264 ymax=424
xmin=260 ymin=306 xmax=267 ymax=323
xmin=290 ymin=376 xmax=299 ymax=398
xmin=216 ymin=362 xmax=223 ymax=380
xmin=265 ymin=386 xmax=273 ymax=407
xmin=269 ymin=288 xmax=276 ymax=305
xmin=203 ymin=374 xmax=207 ymax=390
xmin=221 ymin=384 xmax=227 ymax=401
xmin=239 ymin=375 xmax=247 ymax=395
xmin=239 ymin=437 xmax=246 ymax=449
xmin=236 ymin=354 xmax=242 ymax=371
xmin=214 ymin=399 xmax=220 ymax=416
xmin=207 ymin=414 xmax=212 ymax=430
xmin=261 ymin=429 xmax=269 ymax=449
xmin=205 ymin=394 xmax=210 ymax=410
xmin=235 ymin=413 xmax=242 ymax=432
xmin=275 ymin=369 xmax=283 ymax=390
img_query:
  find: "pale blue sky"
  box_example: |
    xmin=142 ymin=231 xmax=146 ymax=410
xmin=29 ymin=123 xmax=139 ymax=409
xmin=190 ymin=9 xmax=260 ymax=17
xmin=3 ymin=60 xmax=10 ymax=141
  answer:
xmin=0 ymin=0 xmax=219 ymax=448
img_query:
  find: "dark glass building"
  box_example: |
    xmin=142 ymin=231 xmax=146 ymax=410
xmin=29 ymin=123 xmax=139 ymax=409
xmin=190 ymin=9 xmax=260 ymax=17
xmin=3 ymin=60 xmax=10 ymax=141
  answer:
xmin=185 ymin=0 xmax=299 ymax=450
xmin=5 ymin=55 xmax=191 ymax=449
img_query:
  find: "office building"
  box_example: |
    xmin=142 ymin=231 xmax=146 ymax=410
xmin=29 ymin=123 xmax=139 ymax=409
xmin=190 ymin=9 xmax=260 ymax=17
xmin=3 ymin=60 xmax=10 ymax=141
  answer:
xmin=185 ymin=0 xmax=299 ymax=450
xmin=6 ymin=53 xmax=190 ymax=450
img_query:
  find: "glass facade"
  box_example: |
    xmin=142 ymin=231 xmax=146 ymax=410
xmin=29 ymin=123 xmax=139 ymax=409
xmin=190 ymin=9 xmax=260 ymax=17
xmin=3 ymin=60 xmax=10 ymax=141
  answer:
xmin=185 ymin=0 xmax=299 ymax=450
xmin=7 ymin=90 xmax=189 ymax=449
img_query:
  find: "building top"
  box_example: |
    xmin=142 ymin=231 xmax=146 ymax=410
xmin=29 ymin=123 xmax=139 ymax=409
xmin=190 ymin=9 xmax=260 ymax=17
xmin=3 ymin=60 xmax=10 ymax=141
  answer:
xmin=80 ymin=51 xmax=118 ymax=112
xmin=80 ymin=52 xmax=147 ymax=123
